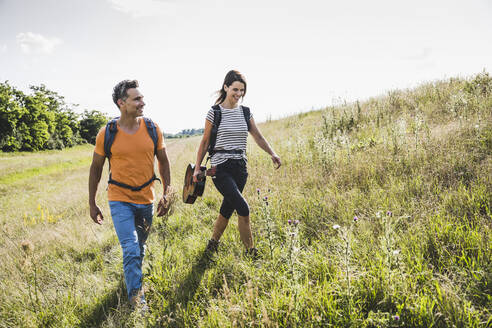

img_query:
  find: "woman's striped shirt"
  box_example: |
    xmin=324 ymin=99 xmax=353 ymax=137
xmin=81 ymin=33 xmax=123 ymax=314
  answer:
xmin=206 ymin=105 xmax=252 ymax=166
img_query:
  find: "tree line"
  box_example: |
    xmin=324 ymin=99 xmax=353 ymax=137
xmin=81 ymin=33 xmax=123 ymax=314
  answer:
xmin=0 ymin=81 xmax=108 ymax=152
xmin=164 ymin=128 xmax=204 ymax=139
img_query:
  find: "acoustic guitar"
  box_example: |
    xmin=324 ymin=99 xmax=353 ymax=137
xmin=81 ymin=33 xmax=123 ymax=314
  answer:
xmin=182 ymin=164 xmax=216 ymax=204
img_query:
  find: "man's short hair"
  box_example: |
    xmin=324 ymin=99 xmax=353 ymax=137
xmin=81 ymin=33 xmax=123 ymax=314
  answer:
xmin=112 ymin=80 xmax=139 ymax=107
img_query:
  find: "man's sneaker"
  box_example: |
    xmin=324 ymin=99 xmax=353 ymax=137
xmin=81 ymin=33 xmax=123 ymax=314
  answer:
xmin=130 ymin=288 xmax=148 ymax=314
xmin=245 ymin=247 xmax=259 ymax=260
xmin=206 ymin=239 xmax=220 ymax=253
xmin=139 ymin=301 xmax=149 ymax=315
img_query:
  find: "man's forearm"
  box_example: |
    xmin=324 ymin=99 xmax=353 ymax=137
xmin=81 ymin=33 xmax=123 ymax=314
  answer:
xmin=89 ymin=164 xmax=102 ymax=206
xmin=158 ymin=160 xmax=171 ymax=194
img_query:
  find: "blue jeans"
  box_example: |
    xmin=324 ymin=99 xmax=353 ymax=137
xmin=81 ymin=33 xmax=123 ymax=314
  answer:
xmin=109 ymin=201 xmax=153 ymax=301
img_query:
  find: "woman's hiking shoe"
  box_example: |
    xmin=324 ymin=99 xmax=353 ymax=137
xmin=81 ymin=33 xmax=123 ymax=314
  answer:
xmin=206 ymin=239 xmax=220 ymax=253
xmin=245 ymin=247 xmax=259 ymax=260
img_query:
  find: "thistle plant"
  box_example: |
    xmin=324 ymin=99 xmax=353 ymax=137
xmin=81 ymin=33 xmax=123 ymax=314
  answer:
xmin=377 ymin=209 xmax=407 ymax=301
xmin=257 ymin=188 xmax=275 ymax=258
xmin=313 ymin=132 xmax=336 ymax=171
xmin=410 ymin=111 xmax=428 ymax=151
xmin=380 ymin=210 xmax=398 ymax=271
xmin=332 ymin=219 xmax=356 ymax=317
xmin=286 ymin=219 xmax=300 ymax=279
xmin=389 ymin=118 xmax=407 ymax=156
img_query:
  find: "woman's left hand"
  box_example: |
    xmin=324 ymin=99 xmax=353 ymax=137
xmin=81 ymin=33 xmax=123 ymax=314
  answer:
xmin=271 ymin=154 xmax=281 ymax=169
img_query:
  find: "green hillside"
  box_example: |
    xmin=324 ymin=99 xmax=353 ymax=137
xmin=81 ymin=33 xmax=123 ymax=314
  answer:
xmin=0 ymin=72 xmax=491 ymax=327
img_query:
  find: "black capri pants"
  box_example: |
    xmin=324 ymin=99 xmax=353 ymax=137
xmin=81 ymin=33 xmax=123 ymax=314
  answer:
xmin=212 ymin=159 xmax=249 ymax=219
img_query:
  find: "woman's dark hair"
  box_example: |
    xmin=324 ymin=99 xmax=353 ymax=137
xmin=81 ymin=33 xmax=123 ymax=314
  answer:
xmin=214 ymin=70 xmax=247 ymax=105
xmin=112 ymin=79 xmax=139 ymax=107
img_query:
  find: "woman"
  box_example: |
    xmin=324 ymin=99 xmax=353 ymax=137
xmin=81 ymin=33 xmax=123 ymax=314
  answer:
xmin=193 ymin=70 xmax=281 ymax=258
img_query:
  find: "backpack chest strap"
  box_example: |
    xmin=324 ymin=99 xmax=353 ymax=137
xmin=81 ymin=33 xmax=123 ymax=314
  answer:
xmin=108 ymin=173 xmax=161 ymax=192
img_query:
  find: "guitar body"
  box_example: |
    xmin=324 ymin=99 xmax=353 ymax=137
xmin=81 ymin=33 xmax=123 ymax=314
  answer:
xmin=183 ymin=164 xmax=206 ymax=204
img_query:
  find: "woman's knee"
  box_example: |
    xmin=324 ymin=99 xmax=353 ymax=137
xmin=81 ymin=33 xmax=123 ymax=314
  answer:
xmin=220 ymin=209 xmax=234 ymax=220
xmin=220 ymin=201 xmax=249 ymax=218
xmin=236 ymin=201 xmax=250 ymax=217
xmin=219 ymin=201 xmax=235 ymax=219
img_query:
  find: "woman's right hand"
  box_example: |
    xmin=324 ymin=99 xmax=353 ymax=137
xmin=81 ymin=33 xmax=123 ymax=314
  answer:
xmin=193 ymin=168 xmax=201 ymax=183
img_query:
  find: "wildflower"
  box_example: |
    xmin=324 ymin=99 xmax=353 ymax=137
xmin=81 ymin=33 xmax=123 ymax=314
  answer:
xmin=333 ymin=224 xmax=340 ymax=230
xmin=475 ymin=124 xmax=479 ymax=129
xmin=393 ymin=249 xmax=400 ymax=256
xmin=256 ymin=188 xmax=260 ymax=195
xmin=376 ymin=211 xmax=382 ymax=218
xmin=386 ymin=210 xmax=392 ymax=216
xmin=263 ymin=196 xmax=268 ymax=201
xmin=268 ymin=189 xmax=271 ymax=193
xmin=288 ymin=219 xmax=292 ymax=225
xmin=353 ymin=216 xmax=359 ymax=222
xmin=393 ymin=315 xmax=400 ymax=321
xmin=294 ymin=220 xmax=299 ymax=226
xmin=21 ymin=240 xmax=34 ymax=254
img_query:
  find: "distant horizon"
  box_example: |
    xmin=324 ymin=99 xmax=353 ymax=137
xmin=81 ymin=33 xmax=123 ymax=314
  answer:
xmin=4 ymin=70 xmax=489 ymax=133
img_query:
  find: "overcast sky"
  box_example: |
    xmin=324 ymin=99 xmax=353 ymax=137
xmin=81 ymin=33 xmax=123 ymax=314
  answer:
xmin=1 ymin=0 xmax=491 ymax=133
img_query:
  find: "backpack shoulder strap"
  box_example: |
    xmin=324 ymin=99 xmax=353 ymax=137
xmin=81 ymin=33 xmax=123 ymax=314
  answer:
xmin=208 ymin=105 xmax=222 ymax=156
xmin=241 ymin=106 xmax=251 ymax=131
xmin=211 ymin=105 xmax=221 ymax=127
xmin=104 ymin=118 xmax=119 ymax=158
xmin=105 ymin=117 xmax=161 ymax=190
xmin=143 ymin=117 xmax=158 ymax=155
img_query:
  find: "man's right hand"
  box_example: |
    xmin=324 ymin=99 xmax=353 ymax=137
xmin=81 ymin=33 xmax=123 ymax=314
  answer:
xmin=90 ymin=204 xmax=104 ymax=225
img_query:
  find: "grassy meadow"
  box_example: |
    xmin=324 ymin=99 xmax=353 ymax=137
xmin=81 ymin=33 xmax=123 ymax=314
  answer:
xmin=0 ymin=72 xmax=491 ymax=327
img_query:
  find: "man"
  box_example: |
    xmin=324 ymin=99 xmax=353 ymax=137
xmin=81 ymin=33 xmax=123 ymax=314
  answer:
xmin=89 ymin=79 xmax=171 ymax=309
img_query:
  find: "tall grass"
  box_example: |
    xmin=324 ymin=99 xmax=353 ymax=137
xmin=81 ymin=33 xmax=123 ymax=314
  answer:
xmin=0 ymin=72 xmax=491 ymax=327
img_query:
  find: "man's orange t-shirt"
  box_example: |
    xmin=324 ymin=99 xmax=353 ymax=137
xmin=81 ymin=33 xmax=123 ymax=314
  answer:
xmin=94 ymin=118 xmax=165 ymax=204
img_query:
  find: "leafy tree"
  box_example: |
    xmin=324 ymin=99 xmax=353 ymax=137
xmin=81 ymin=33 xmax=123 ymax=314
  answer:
xmin=28 ymin=85 xmax=83 ymax=149
xmin=20 ymin=92 xmax=54 ymax=150
xmin=0 ymin=82 xmax=27 ymax=151
xmin=79 ymin=110 xmax=109 ymax=144
xmin=0 ymin=82 xmax=88 ymax=151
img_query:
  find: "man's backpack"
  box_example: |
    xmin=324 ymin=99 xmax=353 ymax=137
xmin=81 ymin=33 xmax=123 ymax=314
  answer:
xmin=207 ymin=105 xmax=251 ymax=158
xmin=104 ymin=117 xmax=158 ymax=158
xmin=104 ymin=117 xmax=160 ymax=191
